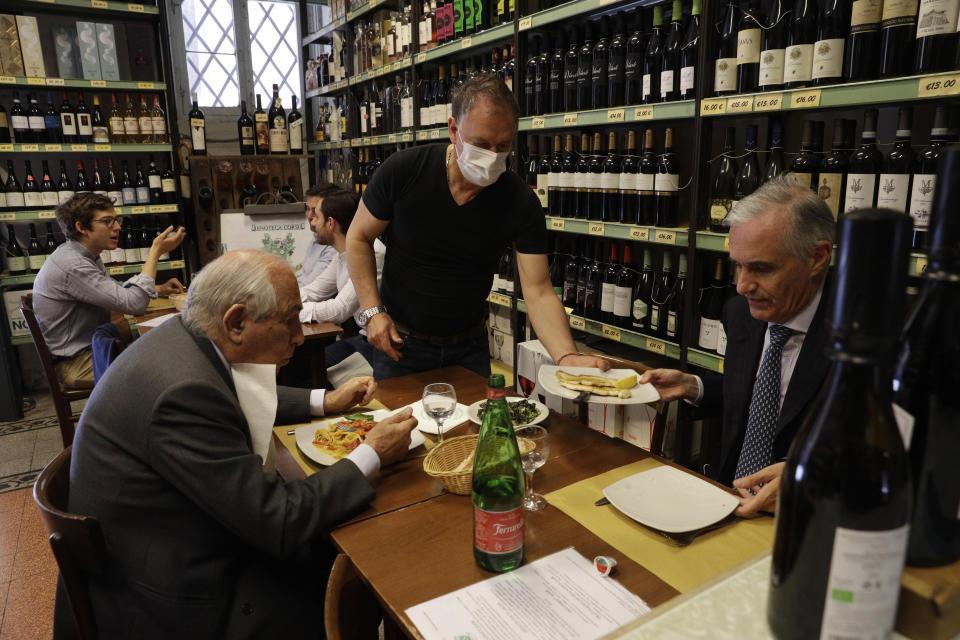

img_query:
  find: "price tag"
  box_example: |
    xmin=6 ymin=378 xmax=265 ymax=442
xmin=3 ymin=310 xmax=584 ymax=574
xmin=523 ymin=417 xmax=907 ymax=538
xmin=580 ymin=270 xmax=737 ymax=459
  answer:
xmin=0 ymin=144 xmax=13 ymax=152
xmin=588 ymin=222 xmax=605 ymax=235
xmin=718 ymin=359 xmax=724 ymax=374
xmin=90 ymin=79 xmax=107 ymax=87
xmin=700 ymin=98 xmax=726 ymax=115
xmin=790 ymin=89 xmax=821 ymax=108
xmin=170 ymin=260 xmax=185 ymax=269
xmin=91 ymin=0 xmax=108 ymax=7
xmin=654 ymin=229 xmax=676 ymax=244
xmin=44 ymin=144 xmax=62 ymax=151
xmin=21 ymin=144 xmax=39 ymax=151
xmin=570 ymin=316 xmax=586 ymax=330
xmin=630 ymin=226 xmax=649 ymax=241
xmin=36 ymin=0 xmax=55 ymax=3
xmin=38 ymin=210 xmax=56 ymax=219
xmin=489 ymin=293 xmax=511 ymax=307
xmin=401 ymin=133 xmax=412 ymax=142
xmin=726 ymin=95 xmax=753 ymax=113
xmin=914 ymin=256 xmax=928 ymax=275
xmin=71 ymin=144 xmax=87 ymax=151
xmin=532 ymin=117 xmax=546 ymax=129
xmin=45 ymin=77 xmax=65 ymax=86
xmin=128 ymin=2 xmax=145 ymax=11
xmin=0 ymin=213 xmax=15 ymax=221
xmin=27 ymin=77 xmax=45 ymax=85
xmin=601 ymin=325 xmax=621 ymax=341
xmin=131 ymin=206 xmax=146 ymax=214
xmin=154 ymin=205 xmax=177 ymax=213
xmin=634 ymin=106 xmax=654 ymax=120
xmin=347 ymin=10 xmax=354 ymax=19
xmin=430 ymin=128 xmax=440 ymax=139
xmin=563 ymin=113 xmax=578 ymax=126
xmin=138 ymin=82 xmax=155 ymax=89
xmin=108 ymin=266 xmax=125 ymax=275
xmin=416 ymin=52 xmax=426 ymax=63
xmin=645 ymin=338 xmax=666 ymax=355
xmin=754 ymin=93 xmax=782 ymax=111
xmin=94 ymin=144 xmax=112 ymax=151
xmin=917 ymin=73 xmax=960 ymax=98
xmin=402 ymin=58 xmax=411 ymax=67
xmin=606 ymin=108 xmax=625 ymax=123
xmin=388 ymin=134 xmax=397 ymax=142
xmin=462 ymin=37 xmax=473 ymax=49
xmin=0 ymin=76 xmax=15 ymax=84
xmin=723 ymin=235 xmax=730 ymax=251
xmin=550 ymin=218 xmax=565 ymax=231
xmin=519 ymin=16 xmax=533 ymax=30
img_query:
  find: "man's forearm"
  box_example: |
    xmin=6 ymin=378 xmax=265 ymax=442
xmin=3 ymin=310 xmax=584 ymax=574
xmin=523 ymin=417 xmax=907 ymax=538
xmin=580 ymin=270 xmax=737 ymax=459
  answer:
xmin=525 ymin=286 xmax=577 ymax=363
xmin=346 ymin=236 xmax=381 ymax=310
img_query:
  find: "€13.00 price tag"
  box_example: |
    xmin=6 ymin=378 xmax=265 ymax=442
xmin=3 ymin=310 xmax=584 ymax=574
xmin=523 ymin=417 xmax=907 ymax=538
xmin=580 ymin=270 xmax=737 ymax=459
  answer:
xmin=918 ymin=73 xmax=960 ymax=98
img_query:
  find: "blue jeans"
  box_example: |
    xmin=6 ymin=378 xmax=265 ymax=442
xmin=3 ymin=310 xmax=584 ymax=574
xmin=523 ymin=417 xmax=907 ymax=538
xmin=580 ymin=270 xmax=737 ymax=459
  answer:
xmin=325 ymin=334 xmax=377 ymax=368
xmin=372 ymin=334 xmax=492 ymax=381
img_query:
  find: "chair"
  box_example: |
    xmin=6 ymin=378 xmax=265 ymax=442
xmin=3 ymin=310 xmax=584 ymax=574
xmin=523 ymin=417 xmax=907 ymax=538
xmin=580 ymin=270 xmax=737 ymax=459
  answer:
xmin=324 ymin=554 xmax=385 ymax=640
xmin=33 ymin=446 xmax=105 ymax=640
xmin=20 ymin=295 xmax=92 ymax=447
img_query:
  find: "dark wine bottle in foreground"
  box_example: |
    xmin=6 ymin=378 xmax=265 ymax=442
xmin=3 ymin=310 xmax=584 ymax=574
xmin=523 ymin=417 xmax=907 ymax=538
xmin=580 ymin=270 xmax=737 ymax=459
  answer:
xmin=909 ymin=105 xmax=949 ymax=251
xmin=768 ymin=207 xmax=913 ymax=640
xmin=844 ymin=0 xmax=882 ymax=80
xmin=893 ymin=145 xmax=960 ymax=568
xmin=879 ymin=0 xmax=919 ymax=77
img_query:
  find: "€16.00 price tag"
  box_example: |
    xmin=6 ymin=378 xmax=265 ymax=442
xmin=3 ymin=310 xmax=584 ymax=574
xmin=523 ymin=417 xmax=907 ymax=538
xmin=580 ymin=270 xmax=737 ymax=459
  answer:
xmin=790 ymin=89 xmax=821 ymax=108
xmin=700 ymin=99 xmax=726 ymax=115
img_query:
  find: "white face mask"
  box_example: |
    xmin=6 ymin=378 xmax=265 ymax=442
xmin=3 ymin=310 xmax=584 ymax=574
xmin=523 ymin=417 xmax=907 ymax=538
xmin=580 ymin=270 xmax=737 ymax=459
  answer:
xmin=455 ymin=129 xmax=509 ymax=188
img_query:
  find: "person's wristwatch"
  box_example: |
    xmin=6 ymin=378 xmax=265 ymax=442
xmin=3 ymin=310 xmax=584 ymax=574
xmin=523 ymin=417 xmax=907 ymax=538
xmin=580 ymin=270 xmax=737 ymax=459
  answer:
xmin=358 ymin=305 xmax=388 ymax=326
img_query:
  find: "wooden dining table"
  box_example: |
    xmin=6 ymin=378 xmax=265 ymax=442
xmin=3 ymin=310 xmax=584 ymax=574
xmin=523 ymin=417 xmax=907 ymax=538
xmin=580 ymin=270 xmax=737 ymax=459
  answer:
xmin=275 ymin=365 xmax=695 ymax=639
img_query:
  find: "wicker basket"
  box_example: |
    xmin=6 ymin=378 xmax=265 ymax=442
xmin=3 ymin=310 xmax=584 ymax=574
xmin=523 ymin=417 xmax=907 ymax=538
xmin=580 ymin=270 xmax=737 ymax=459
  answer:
xmin=422 ymin=434 xmax=536 ymax=496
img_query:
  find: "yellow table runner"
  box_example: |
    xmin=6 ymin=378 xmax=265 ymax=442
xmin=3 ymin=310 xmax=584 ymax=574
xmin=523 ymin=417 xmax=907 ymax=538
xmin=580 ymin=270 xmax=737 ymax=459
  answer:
xmin=545 ymin=458 xmax=775 ymax=593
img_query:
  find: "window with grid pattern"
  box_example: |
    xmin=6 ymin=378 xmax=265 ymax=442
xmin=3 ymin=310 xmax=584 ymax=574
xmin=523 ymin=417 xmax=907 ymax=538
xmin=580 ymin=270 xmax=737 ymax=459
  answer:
xmin=181 ymin=0 xmax=240 ymax=108
xmin=249 ymin=1 xmax=302 ymax=109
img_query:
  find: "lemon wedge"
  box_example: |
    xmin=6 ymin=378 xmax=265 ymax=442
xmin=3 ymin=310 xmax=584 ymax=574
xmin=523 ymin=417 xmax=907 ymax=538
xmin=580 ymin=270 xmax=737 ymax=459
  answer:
xmin=616 ymin=375 xmax=637 ymax=390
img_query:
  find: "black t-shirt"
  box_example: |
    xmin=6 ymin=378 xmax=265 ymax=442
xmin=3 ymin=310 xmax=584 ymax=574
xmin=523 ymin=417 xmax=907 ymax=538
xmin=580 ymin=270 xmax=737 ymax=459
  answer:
xmin=362 ymin=143 xmax=547 ymax=336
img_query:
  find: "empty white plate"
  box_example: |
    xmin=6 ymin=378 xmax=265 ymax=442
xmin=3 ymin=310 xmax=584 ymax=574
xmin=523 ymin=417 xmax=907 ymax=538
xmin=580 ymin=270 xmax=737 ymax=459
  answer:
xmin=602 ymin=466 xmax=740 ymax=534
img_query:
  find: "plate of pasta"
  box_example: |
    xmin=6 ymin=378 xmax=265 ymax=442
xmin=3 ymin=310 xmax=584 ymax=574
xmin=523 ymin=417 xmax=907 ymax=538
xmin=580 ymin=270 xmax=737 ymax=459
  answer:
xmin=294 ymin=409 xmax=426 ymax=466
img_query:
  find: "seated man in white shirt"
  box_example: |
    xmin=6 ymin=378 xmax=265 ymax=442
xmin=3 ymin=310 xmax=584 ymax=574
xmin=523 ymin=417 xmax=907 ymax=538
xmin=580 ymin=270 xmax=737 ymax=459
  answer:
xmin=300 ymin=190 xmax=386 ymax=367
xmin=297 ymin=184 xmax=340 ymax=287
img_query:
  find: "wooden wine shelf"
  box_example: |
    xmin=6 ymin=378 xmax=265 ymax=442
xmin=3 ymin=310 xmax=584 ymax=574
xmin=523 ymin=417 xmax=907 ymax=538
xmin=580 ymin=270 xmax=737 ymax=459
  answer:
xmin=0 ymin=76 xmax=164 ymax=90
xmin=0 ymin=204 xmax=178 ymax=222
xmin=687 ymin=347 xmax=724 ymax=373
xmin=0 ymin=143 xmax=173 ymax=153
xmin=545 ymin=216 xmax=690 ymax=247
xmin=518 ymin=101 xmax=696 ymax=131
xmin=0 ymin=259 xmax=185 ymax=285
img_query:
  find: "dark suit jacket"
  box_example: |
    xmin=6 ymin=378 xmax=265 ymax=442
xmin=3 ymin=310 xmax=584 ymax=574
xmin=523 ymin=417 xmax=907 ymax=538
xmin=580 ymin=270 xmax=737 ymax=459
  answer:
xmin=69 ymin=316 xmax=376 ymax=639
xmin=699 ymin=292 xmax=832 ymax=485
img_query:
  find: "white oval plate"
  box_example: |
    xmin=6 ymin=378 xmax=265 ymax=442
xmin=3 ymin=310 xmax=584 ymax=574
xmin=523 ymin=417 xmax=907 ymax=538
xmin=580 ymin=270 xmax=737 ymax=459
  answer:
xmin=538 ymin=365 xmax=660 ymax=405
xmin=465 ymin=397 xmax=548 ymax=427
xmin=602 ymin=465 xmax=740 ymax=534
xmin=295 ymin=408 xmax=425 ymax=466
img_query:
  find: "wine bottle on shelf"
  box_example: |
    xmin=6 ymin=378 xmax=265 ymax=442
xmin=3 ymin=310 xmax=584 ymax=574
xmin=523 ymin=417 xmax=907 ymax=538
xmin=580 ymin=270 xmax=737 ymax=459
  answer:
xmin=151 ymin=95 xmax=168 ymax=144
xmin=400 ymin=72 xmax=415 ymax=132
xmin=788 ymin=120 xmax=820 ymax=190
xmin=608 ymin=14 xmax=627 ymax=107
xmin=733 ymin=124 xmax=760 ymax=208
xmin=136 ymin=94 xmax=154 ymax=144
xmin=620 ymin=130 xmax=639 ymax=224
xmin=562 ymin=236 xmax=583 ymax=309
xmin=548 ymin=235 xmax=565 ymax=296
xmin=107 ymin=93 xmax=124 ymax=144
xmin=525 ymin=37 xmax=539 ymax=116
xmin=27 ymin=223 xmax=48 ymax=272
xmin=75 ymin=161 xmax=91 ymax=196
xmin=45 ymin=222 xmax=60 ymax=251
xmin=614 ymin=242 xmax=638 ymax=330
xmin=812 ymin=0 xmax=847 ymax=85
xmin=575 ymin=133 xmax=591 ymax=219
xmin=122 ymin=93 xmax=138 ymax=143
xmin=254 ymin=94 xmax=269 ymax=154
xmin=592 ymin=17 xmax=611 ymax=109
xmin=736 ymin=0 xmax=763 ymax=94
xmin=710 ymin=127 xmax=737 ymax=232
xmin=844 ymin=108 xmax=882 ymax=213
xmin=23 ymin=161 xmax=42 ymax=208
xmin=5 ymin=225 xmax=26 ymax=275
xmin=625 ymin=16 xmax=645 ymax=105
xmin=844 ymin=0 xmax=883 ymax=81
xmin=587 ymin=132 xmax=605 ymax=221
xmin=784 ymin=0 xmax=817 ymax=88
xmin=39 ymin=161 xmax=58 ymax=208
xmin=666 ymin=253 xmax=686 ymax=340
xmin=577 ymin=23 xmax=595 ymax=111
xmin=123 ymin=220 xmax=139 ymax=264
xmin=10 ymin=94 xmax=29 ymax=143
xmin=120 ymin=161 xmax=136 ymax=206
xmin=561 ymin=134 xmax=577 ymax=216
xmin=914 ymin=0 xmax=960 ymax=73
xmin=43 ymin=93 xmax=61 ymax=143
xmin=909 ymin=105 xmax=949 ymax=251
xmin=238 ymin=100 xmax=255 ymax=154
xmin=655 ymin=128 xmax=680 ymax=228
xmin=660 ymin=0 xmax=682 ymax=102
xmin=768 ymin=208 xmax=912 ymax=640
xmin=189 ymin=92 xmax=207 ymax=155
xmin=161 ymin=159 xmax=178 ymax=205
xmin=697 ymin=257 xmax=726 ymax=352
xmin=759 ymin=0 xmax=787 ymax=91
xmin=880 ymin=0 xmax=919 ymax=77
xmin=584 ymin=239 xmax=605 ymax=320
xmin=601 ymin=131 xmax=621 ymax=223
xmin=818 ymin=118 xmax=853 ymax=218
xmin=714 ymin=1 xmax=738 ymax=95
xmin=600 ymin=241 xmax=620 ymax=325
xmin=764 ymin=119 xmax=786 ymax=182
xmin=0 ymin=103 xmax=10 ymax=144
xmin=138 ymin=218 xmax=153 ymax=263
xmin=268 ymin=85 xmax=288 ymax=154
xmin=147 ymin=158 xmax=162 ymax=204
xmin=638 ymin=128 xmax=658 ymax=226
xmin=632 ymin=248 xmax=654 ymax=332
xmin=134 ymin=160 xmax=150 ymax=205
xmin=105 ymin=160 xmax=122 ymax=205
xmin=547 ymin=134 xmax=562 ymax=216
xmin=642 ymin=6 xmax=664 ymax=104
xmin=90 ymin=159 xmax=106 ymax=198
xmin=4 ymin=161 xmax=24 ymax=209
xmin=564 ymin=27 xmax=580 ymax=111
xmin=649 ymin=252 xmax=674 ymax=338
xmin=877 ymin=106 xmax=916 ymax=214
xmin=893 ymin=145 xmax=960 ymax=568
xmin=577 ymin=239 xmax=593 ymax=314
xmin=679 ymin=0 xmax=700 ymax=100
xmin=57 ymin=160 xmax=74 ymax=204
xmin=27 ymin=94 xmax=45 ymax=143
xmin=90 ymin=96 xmax=108 ymax=144
xmin=526 ymin=135 xmax=542 ymax=207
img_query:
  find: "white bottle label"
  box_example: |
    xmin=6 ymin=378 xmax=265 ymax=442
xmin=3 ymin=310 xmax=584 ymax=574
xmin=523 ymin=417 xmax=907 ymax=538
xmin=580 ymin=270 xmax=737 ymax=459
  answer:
xmin=650 ymin=305 xmax=660 ymax=329
xmin=57 ymin=190 xmax=74 ymax=204
xmin=619 ymin=172 xmax=636 ymax=192
xmin=714 ymin=58 xmax=737 ymax=92
xmin=908 ymin=173 xmax=935 ymax=229
xmin=680 ymin=66 xmax=695 ymax=94
xmin=161 ymin=178 xmax=176 ymax=193
xmin=125 ymin=247 xmax=140 ymax=263
xmin=632 ymin=299 xmax=648 ymax=321
xmin=269 ymin=127 xmax=288 ymax=153
xmin=844 ymin=174 xmax=877 ymax=212
xmin=7 ymin=256 xmax=25 ymax=271
xmin=698 ymin=317 xmax=721 ymax=351
xmin=11 ymin=115 xmax=28 ymax=130
xmin=812 ymin=38 xmax=845 ymax=79
xmin=736 ymin=28 xmax=762 ymax=64
xmin=191 ymin=118 xmax=206 ymax=151
xmin=600 ymin=282 xmax=615 ymax=313
xmin=152 ymin=116 xmax=166 ymax=137
xmin=916 ymin=0 xmax=960 ymax=36
xmin=536 ymin=174 xmax=548 ymax=208
xmin=636 ymin=172 xmax=655 ymax=192
xmin=876 ymin=173 xmax=911 ymax=212
xmin=560 ymin=171 xmax=574 ymax=189
xmin=124 ymin=116 xmax=138 ymax=136
xmin=24 ymin=192 xmax=43 ymax=207
xmin=138 ymin=246 xmax=151 ymax=262
xmin=6 ymin=192 xmax=25 ymax=208
xmin=717 ymin=323 xmax=728 ymax=355
xmin=891 ymin=403 xmax=915 ymax=450
xmin=387 ymin=37 xmax=396 ymax=57
xmin=820 ymin=525 xmax=909 ymax=640
xmin=759 ymin=48 xmax=785 ymax=86
xmin=290 ymin=119 xmax=303 ymax=151
xmin=60 ymin=114 xmax=77 ymax=136
xmin=548 ymin=170 xmax=559 ymax=189
xmin=655 ymin=173 xmax=680 ymax=192
xmin=784 ymin=44 xmax=814 ymax=83
xmin=148 ymin=175 xmax=162 ymax=190
xmin=136 ymin=186 xmax=150 ymax=204
xmin=401 ymin=97 xmax=414 ymax=128
xmin=667 ymin=310 xmax=677 ymax=336
xmin=601 ymin=173 xmax=619 ymax=191
xmin=659 ymin=70 xmax=674 ymax=98
xmin=642 ymin=73 xmax=651 ymax=100
xmin=28 ymin=115 xmax=44 ymax=131
xmin=41 ymin=191 xmax=58 ymax=206
xmin=588 ymin=172 xmax=602 ymax=190
xmin=29 ymin=254 xmax=45 ymax=270
xmin=138 ymin=116 xmax=153 ymax=135
xmin=613 ymin=285 xmax=631 ymax=318
xmin=418 ymin=107 xmax=428 ymax=129
xmin=108 ymin=190 xmax=123 ymax=206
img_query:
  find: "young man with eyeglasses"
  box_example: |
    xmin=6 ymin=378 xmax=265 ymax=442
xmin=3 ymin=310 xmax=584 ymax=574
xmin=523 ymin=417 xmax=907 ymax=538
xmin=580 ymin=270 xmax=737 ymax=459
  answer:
xmin=32 ymin=193 xmax=186 ymax=388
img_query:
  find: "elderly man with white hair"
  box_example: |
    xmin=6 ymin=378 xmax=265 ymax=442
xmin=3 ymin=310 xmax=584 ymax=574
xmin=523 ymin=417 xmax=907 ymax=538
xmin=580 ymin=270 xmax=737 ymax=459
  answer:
xmin=66 ymin=249 xmax=418 ymax=639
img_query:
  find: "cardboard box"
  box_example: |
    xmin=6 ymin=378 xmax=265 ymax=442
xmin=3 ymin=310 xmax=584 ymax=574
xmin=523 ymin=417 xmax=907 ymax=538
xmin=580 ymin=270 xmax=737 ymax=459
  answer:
xmin=95 ymin=23 xmax=119 ymax=81
xmin=587 ymin=403 xmax=623 ymax=438
xmin=516 ymin=339 xmax=578 ymax=416
xmin=15 ymin=16 xmax=45 ymax=77
xmin=3 ymin=289 xmax=32 ymax=338
xmin=489 ymin=327 xmax=513 ymax=366
xmin=488 ymin=304 xmax=511 ymax=334
xmin=76 ymin=21 xmax=102 ymax=80
xmin=622 ymin=402 xmax=659 ymax=451
xmin=52 ymin=23 xmax=81 ymax=79
xmin=0 ymin=14 xmax=25 ymax=76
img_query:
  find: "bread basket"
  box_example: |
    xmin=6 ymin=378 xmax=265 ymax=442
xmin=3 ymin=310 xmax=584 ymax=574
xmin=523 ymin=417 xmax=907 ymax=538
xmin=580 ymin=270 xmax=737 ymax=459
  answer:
xmin=422 ymin=434 xmax=536 ymax=496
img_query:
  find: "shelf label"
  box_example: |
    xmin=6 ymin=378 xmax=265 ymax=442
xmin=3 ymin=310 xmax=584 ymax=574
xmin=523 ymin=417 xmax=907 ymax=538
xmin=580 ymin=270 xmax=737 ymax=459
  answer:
xmin=606 ymin=108 xmax=625 ymax=123
xmin=401 ymin=133 xmax=412 ymax=142
xmin=630 ymin=226 xmax=649 ymax=241
xmin=27 ymin=77 xmax=45 ymax=85
xmin=38 ymin=210 xmax=55 ymax=219
xmin=645 ymin=338 xmax=666 ymax=355
xmin=430 ymin=128 xmax=440 ymax=139
xmin=71 ymin=144 xmax=87 ymax=151
xmin=91 ymin=0 xmax=108 ymax=7
xmin=128 ymin=2 xmax=145 ymax=10
xmin=45 ymin=77 xmax=65 ymax=86
xmin=601 ymin=325 xmax=621 ymax=341
xmin=724 ymin=235 xmax=730 ymax=251
xmin=416 ymin=52 xmax=426 ymax=63
xmin=170 ymin=260 xmax=185 ymax=269
xmin=634 ymin=106 xmax=654 ymax=120
xmin=532 ymin=117 xmax=546 ymax=129
xmin=462 ymin=37 xmax=473 ymax=49
xmin=108 ymin=266 xmax=125 ymax=275
xmin=654 ymin=229 xmax=676 ymax=244
xmin=21 ymin=144 xmax=39 ymax=151
xmin=519 ymin=16 xmax=533 ymax=30
xmin=0 ymin=213 xmax=15 ymax=221
xmin=700 ymin=98 xmax=726 ymax=115
xmin=0 ymin=76 xmax=15 ymax=84
xmin=137 ymin=81 xmax=155 ymax=89
xmin=151 ymin=205 xmax=177 ymax=213
xmin=550 ymin=218 xmax=565 ymax=231
xmin=754 ymin=93 xmax=782 ymax=111
xmin=726 ymin=95 xmax=753 ymax=113
xmin=44 ymin=144 xmax=62 ymax=151
xmin=790 ymin=89 xmax=821 ymax=108
xmin=0 ymin=144 xmax=13 ymax=152
xmin=130 ymin=206 xmax=146 ymax=214
xmin=718 ymin=358 xmax=724 ymax=374
xmin=94 ymin=144 xmax=112 ymax=151
xmin=570 ymin=316 xmax=586 ymax=330
xmin=588 ymin=222 xmax=605 ymax=235
xmin=388 ymin=134 xmax=397 ymax=142
xmin=918 ymin=73 xmax=960 ymax=98
xmin=488 ymin=292 xmax=511 ymax=307
xmin=563 ymin=112 xmax=578 ymax=126
xmin=347 ymin=10 xmax=354 ymax=19
xmin=914 ymin=256 xmax=927 ymax=275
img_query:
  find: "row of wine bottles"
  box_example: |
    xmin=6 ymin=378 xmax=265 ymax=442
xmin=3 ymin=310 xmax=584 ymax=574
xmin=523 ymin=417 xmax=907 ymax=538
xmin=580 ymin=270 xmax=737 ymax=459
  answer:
xmin=525 ymin=128 xmax=682 ymax=227
xmin=1 ymin=157 xmax=179 ymax=210
xmin=190 ymin=84 xmax=304 ymax=156
xmin=710 ymin=105 xmax=953 ymax=251
xmin=0 ymin=91 xmax=168 ymax=145
xmin=715 ymin=0 xmax=960 ymax=97
xmin=353 ymin=146 xmax=387 ymax=194
xmin=4 ymin=222 xmax=62 ymax=275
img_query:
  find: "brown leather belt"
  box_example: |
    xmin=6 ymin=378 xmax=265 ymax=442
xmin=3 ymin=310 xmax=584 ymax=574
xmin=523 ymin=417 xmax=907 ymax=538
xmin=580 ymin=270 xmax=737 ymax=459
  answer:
xmin=393 ymin=320 xmax=487 ymax=347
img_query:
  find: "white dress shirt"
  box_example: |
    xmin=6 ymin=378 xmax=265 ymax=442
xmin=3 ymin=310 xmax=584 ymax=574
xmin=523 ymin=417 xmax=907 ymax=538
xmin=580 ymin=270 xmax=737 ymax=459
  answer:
xmin=299 ymin=239 xmax=387 ymax=325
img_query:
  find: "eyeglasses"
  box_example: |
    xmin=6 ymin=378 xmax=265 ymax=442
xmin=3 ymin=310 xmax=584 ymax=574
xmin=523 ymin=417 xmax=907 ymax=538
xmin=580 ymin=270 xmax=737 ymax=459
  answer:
xmin=94 ymin=215 xmax=123 ymax=227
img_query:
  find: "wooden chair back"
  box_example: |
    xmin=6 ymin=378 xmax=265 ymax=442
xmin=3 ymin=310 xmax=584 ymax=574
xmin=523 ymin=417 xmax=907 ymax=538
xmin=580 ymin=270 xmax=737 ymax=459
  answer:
xmin=33 ymin=446 xmax=105 ymax=640
xmin=20 ymin=295 xmax=91 ymax=447
xmin=325 ymin=553 xmax=383 ymax=640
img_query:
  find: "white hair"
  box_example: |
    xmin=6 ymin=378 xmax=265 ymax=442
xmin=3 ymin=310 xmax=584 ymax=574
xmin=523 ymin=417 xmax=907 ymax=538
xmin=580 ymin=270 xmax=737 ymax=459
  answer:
xmin=725 ymin=175 xmax=836 ymax=260
xmin=182 ymin=250 xmax=288 ymax=334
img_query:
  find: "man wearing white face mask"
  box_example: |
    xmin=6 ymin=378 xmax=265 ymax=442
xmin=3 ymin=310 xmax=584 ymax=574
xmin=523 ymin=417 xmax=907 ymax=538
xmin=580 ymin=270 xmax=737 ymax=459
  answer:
xmin=346 ymin=74 xmax=609 ymax=379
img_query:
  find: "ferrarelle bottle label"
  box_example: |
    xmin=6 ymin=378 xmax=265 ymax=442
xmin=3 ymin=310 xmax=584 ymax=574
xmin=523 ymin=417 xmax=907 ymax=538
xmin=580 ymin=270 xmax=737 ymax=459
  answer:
xmin=784 ymin=44 xmax=814 ymax=83
xmin=474 ymin=506 xmax=524 ymax=554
